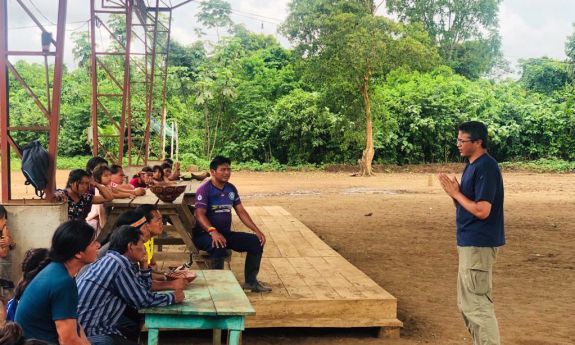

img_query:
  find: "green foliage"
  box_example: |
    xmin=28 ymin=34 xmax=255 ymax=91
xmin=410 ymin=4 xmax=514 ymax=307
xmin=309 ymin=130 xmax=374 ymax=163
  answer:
xmin=386 ymin=0 xmax=504 ymax=79
xmin=519 ymin=57 xmax=571 ymax=95
xmin=270 ymin=89 xmax=341 ymax=164
xmin=376 ymin=67 xmax=575 ymax=163
xmin=5 ymin=1 xmax=575 ymax=172
xmin=501 ymin=159 xmax=575 ymax=173
xmin=195 ymin=0 xmax=233 ymax=39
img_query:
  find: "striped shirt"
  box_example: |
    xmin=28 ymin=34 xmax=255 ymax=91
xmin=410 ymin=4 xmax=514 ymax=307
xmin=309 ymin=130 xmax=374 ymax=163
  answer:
xmin=77 ymin=250 xmax=175 ymax=337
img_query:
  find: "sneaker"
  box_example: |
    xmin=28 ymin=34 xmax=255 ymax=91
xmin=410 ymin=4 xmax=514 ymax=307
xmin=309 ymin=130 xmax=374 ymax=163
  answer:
xmin=243 ymin=281 xmax=272 ymax=293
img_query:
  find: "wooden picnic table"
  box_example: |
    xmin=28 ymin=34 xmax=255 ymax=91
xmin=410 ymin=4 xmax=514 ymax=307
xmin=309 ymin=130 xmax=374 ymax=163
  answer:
xmin=96 ymin=181 xmax=202 ymax=253
xmin=140 ymin=270 xmax=256 ymax=345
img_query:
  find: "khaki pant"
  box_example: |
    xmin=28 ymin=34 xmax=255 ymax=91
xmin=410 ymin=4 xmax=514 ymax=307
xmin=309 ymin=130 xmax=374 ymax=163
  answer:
xmin=457 ymin=246 xmax=500 ymax=345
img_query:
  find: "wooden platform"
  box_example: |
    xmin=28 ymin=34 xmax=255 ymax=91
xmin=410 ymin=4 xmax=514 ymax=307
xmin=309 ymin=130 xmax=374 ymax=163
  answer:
xmin=155 ymin=206 xmax=402 ymax=335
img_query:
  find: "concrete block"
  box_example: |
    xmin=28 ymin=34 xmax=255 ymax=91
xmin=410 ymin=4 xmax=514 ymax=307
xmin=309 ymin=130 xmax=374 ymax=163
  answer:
xmin=2 ymin=202 xmax=67 ymax=282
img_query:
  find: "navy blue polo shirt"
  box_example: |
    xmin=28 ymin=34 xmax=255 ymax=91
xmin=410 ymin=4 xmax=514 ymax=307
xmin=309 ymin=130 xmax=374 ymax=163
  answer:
xmin=194 ymin=181 xmax=241 ymax=233
xmin=456 ymin=153 xmax=505 ymax=247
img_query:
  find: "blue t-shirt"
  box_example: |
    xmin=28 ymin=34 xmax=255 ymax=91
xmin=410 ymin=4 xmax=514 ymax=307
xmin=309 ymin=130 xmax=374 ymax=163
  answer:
xmin=194 ymin=181 xmax=241 ymax=233
xmin=456 ymin=153 xmax=505 ymax=247
xmin=15 ymin=262 xmax=79 ymax=343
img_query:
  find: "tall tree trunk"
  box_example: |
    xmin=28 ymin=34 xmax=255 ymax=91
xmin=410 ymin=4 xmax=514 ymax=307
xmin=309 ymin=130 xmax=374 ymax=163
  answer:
xmin=358 ymin=70 xmax=375 ymax=176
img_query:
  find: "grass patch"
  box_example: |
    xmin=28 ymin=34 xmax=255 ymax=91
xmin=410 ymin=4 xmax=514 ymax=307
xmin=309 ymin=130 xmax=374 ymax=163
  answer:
xmin=501 ymin=158 xmax=575 ymax=173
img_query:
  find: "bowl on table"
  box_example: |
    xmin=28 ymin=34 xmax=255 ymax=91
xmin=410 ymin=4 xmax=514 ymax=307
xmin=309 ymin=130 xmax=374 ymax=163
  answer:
xmin=149 ymin=184 xmax=187 ymax=203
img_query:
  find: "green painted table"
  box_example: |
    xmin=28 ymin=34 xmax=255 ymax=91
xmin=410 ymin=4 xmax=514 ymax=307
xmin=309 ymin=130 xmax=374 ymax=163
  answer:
xmin=140 ymin=270 xmax=255 ymax=345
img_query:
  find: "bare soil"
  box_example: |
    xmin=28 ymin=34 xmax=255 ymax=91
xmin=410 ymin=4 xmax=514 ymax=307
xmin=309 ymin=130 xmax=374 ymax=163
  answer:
xmin=6 ymin=169 xmax=575 ymax=345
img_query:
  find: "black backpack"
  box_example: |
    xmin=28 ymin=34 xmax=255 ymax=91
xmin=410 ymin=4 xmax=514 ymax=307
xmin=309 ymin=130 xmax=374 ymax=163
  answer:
xmin=21 ymin=140 xmax=50 ymax=198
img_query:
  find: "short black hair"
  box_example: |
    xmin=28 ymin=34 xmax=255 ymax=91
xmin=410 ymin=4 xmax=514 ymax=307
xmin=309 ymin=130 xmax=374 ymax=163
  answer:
xmin=163 ymin=158 xmax=174 ymax=165
xmin=210 ymin=155 xmax=231 ymax=171
xmin=109 ymin=164 xmax=123 ymax=175
xmin=459 ymin=121 xmax=488 ymax=149
xmin=0 ymin=205 xmax=7 ymax=220
xmin=50 ymin=220 xmax=95 ymax=263
xmin=141 ymin=166 xmax=153 ymax=173
xmin=115 ymin=209 xmax=147 ymax=228
xmin=109 ymin=225 xmax=142 ymax=254
xmin=161 ymin=163 xmax=172 ymax=170
xmin=86 ymin=156 xmax=109 ymax=175
xmin=136 ymin=204 xmax=159 ymax=223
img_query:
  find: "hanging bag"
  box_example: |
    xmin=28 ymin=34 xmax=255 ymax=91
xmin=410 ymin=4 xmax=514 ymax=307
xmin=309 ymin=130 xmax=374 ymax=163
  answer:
xmin=21 ymin=140 xmax=50 ymax=198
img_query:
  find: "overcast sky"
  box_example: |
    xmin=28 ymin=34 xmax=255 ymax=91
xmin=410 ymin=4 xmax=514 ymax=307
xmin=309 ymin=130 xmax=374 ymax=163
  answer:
xmin=5 ymin=0 xmax=575 ymax=74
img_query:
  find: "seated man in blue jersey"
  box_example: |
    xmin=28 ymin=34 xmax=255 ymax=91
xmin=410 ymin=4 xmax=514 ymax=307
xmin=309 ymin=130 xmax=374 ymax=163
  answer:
xmin=193 ymin=155 xmax=271 ymax=293
xmin=77 ymin=225 xmax=184 ymax=345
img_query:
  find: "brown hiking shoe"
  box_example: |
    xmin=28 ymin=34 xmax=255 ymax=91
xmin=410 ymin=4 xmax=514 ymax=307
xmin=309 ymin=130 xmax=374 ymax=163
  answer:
xmin=243 ymin=281 xmax=272 ymax=293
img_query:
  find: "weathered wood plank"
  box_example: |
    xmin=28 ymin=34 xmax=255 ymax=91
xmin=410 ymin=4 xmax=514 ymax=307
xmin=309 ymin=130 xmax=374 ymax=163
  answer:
xmin=289 ymin=230 xmax=320 ymax=257
xmin=269 ymin=258 xmax=314 ymax=298
xmin=287 ymin=257 xmax=339 ymax=300
xmin=268 ymin=230 xmax=300 ymax=258
xmin=153 ymin=206 xmax=401 ymax=333
xmin=140 ymin=271 xmax=216 ymax=316
xmin=203 ymin=270 xmax=256 ymax=316
xmin=305 ymin=257 xmax=366 ymax=299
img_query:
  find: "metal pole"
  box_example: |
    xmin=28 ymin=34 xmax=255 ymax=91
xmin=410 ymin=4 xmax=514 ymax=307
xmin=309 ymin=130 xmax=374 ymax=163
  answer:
xmin=45 ymin=0 xmax=67 ymax=201
xmin=159 ymin=9 xmax=173 ymax=161
xmin=90 ymin=0 xmax=98 ymax=156
xmin=170 ymin=121 xmax=174 ymax=159
xmin=0 ymin=0 xmax=10 ymax=202
xmin=161 ymin=106 xmax=166 ymax=159
xmin=143 ymin=0 xmax=161 ymax=165
xmin=118 ymin=0 xmax=133 ymax=164
xmin=175 ymin=121 xmax=179 ymax=163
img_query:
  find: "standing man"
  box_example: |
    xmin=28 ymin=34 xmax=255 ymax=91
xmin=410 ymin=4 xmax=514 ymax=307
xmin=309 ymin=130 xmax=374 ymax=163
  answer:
xmin=193 ymin=156 xmax=271 ymax=293
xmin=438 ymin=121 xmax=505 ymax=345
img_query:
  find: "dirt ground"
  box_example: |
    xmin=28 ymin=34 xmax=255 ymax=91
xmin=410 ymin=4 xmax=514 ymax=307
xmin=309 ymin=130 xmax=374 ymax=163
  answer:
xmin=6 ymin=168 xmax=575 ymax=345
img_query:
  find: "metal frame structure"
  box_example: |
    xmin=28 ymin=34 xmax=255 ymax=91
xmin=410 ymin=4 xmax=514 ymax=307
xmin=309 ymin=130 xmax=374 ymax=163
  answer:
xmin=0 ymin=0 xmax=67 ymax=202
xmin=90 ymin=0 xmax=192 ymax=166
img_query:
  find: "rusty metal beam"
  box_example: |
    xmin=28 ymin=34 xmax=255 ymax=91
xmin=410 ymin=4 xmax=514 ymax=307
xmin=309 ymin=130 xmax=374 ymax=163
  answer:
xmin=142 ymin=0 xmax=161 ymax=165
xmin=6 ymin=51 xmax=56 ymax=56
xmin=7 ymin=135 xmax=22 ymax=159
xmin=6 ymin=62 xmax=51 ymax=120
xmin=0 ymin=0 xmax=10 ymax=201
xmin=90 ymin=0 xmax=99 ymax=156
xmin=45 ymin=0 xmax=67 ymax=202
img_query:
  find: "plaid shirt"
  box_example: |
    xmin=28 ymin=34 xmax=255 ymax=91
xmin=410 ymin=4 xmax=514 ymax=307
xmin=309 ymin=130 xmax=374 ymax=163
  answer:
xmin=77 ymin=251 xmax=175 ymax=337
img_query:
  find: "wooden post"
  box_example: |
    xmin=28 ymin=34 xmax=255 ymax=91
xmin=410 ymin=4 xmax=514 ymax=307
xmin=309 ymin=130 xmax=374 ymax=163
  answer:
xmin=170 ymin=121 xmax=174 ymax=159
xmin=212 ymin=329 xmax=222 ymax=345
xmin=377 ymin=326 xmax=400 ymax=338
xmin=175 ymin=121 xmax=179 ymax=162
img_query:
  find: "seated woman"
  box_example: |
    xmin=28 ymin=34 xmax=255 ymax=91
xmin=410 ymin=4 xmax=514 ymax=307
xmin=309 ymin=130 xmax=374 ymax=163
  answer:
xmin=5 ymin=248 xmax=49 ymax=322
xmin=15 ymin=220 xmax=100 ymax=344
xmin=85 ymin=156 xmax=109 ymax=196
xmin=87 ymin=166 xmax=133 ymax=236
xmin=161 ymin=163 xmax=175 ymax=182
xmin=109 ymin=165 xmax=146 ymax=197
xmin=56 ymin=169 xmax=113 ymax=221
xmin=151 ymin=165 xmax=166 ymax=184
xmin=129 ymin=166 xmax=153 ymax=189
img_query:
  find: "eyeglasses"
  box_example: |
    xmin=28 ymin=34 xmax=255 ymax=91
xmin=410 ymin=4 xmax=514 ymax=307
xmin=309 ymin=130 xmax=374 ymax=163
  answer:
xmin=456 ymin=138 xmax=475 ymax=145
